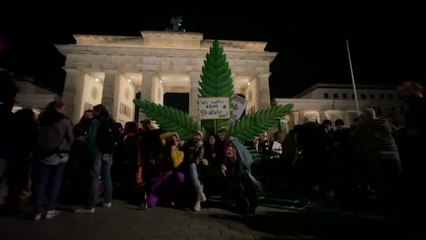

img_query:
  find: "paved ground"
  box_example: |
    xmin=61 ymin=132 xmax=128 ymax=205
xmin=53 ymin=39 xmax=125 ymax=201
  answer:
xmin=1 ymin=196 xmax=425 ymax=240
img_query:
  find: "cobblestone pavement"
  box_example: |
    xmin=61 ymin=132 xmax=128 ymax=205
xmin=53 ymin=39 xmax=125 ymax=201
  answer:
xmin=1 ymin=197 xmax=425 ymax=240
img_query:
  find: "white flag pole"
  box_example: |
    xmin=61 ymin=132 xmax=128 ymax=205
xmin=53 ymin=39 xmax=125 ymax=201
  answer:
xmin=346 ymin=39 xmax=360 ymax=116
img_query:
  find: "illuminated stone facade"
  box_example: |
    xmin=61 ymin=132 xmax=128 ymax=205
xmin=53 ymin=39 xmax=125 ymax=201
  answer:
xmin=274 ymin=83 xmax=406 ymax=130
xmin=56 ymin=31 xmax=276 ymax=125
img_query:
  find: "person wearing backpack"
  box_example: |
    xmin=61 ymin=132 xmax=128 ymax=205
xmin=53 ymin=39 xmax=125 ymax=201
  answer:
xmin=33 ymin=101 xmax=74 ymax=221
xmin=75 ymin=104 xmax=119 ymax=213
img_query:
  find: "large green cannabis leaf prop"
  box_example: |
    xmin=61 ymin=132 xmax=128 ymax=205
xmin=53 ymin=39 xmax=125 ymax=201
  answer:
xmin=133 ymin=39 xmax=293 ymax=142
xmin=133 ymin=99 xmax=203 ymax=140
xmin=199 ymin=40 xmax=234 ymax=134
xmin=228 ymin=104 xmax=293 ymax=142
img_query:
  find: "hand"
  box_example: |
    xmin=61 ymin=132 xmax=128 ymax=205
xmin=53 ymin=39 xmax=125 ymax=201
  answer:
xmin=220 ymin=164 xmax=227 ymax=176
xmin=77 ymin=136 xmax=86 ymax=142
xmin=201 ymin=159 xmax=208 ymax=166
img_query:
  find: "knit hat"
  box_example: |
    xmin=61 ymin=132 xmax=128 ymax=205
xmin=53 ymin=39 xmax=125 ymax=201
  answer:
xmin=194 ymin=130 xmax=204 ymax=138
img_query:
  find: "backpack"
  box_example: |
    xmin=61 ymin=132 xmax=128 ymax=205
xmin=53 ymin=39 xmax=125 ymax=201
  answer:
xmin=96 ymin=118 xmax=120 ymax=153
xmin=37 ymin=122 xmax=64 ymax=158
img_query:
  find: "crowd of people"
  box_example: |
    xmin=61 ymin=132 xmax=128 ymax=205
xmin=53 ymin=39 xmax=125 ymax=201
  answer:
xmin=1 ymin=68 xmax=424 ymax=221
xmin=265 ymin=81 xmax=425 ymax=217
xmin=0 ymin=69 xmax=261 ymax=221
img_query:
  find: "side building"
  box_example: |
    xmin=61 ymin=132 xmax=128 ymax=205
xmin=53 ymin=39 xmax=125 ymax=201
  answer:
xmin=13 ymin=81 xmax=60 ymax=117
xmin=274 ymin=83 xmax=406 ymax=131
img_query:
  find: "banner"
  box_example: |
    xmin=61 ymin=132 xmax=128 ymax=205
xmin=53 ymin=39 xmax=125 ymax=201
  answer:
xmin=231 ymin=95 xmax=248 ymax=120
xmin=199 ymin=97 xmax=230 ymax=120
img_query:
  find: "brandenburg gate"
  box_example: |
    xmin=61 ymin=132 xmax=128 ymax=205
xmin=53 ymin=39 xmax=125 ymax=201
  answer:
xmin=56 ymin=31 xmax=277 ymax=125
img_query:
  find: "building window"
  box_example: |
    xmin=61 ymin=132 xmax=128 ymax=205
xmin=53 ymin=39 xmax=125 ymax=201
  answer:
xmin=361 ymin=94 xmax=366 ymax=99
xmin=342 ymin=93 xmax=347 ymax=99
xmin=388 ymin=94 xmax=393 ymax=99
xmin=379 ymin=94 xmax=384 ymax=99
xmin=400 ymin=106 xmax=405 ymax=114
xmin=323 ymin=93 xmax=329 ymax=99
xmin=333 ymin=93 xmax=338 ymax=99
xmin=352 ymin=93 xmax=355 ymax=99
xmin=370 ymin=94 xmax=375 ymax=99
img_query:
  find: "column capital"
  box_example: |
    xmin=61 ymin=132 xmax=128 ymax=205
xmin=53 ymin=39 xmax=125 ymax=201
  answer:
xmin=188 ymin=71 xmax=201 ymax=81
xmin=64 ymin=68 xmax=82 ymax=74
xmin=104 ymin=69 xmax=119 ymax=75
xmin=142 ymin=70 xmax=157 ymax=75
xmin=257 ymin=73 xmax=271 ymax=79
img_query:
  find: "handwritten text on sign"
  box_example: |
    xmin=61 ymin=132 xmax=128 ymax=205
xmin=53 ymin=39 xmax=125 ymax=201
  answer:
xmin=199 ymin=97 xmax=230 ymax=120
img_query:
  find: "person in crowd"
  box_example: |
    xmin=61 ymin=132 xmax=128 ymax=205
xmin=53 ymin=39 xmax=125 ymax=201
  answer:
xmin=0 ymin=70 xmax=17 ymax=194
xmin=75 ymin=104 xmax=119 ymax=213
xmin=351 ymin=108 xmax=402 ymax=215
xmin=293 ymin=120 xmax=327 ymax=205
xmin=183 ymin=130 xmax=207 ymax=211
xmin=220 ymin=138 xmax=261 ymax=215
xmin=215 ymin=128 xmax=229 ymax=161
xmin=33 ymin=101 xmax=74 ymax=221
xmin=397 ymin=81 xmax=426 ymax=216
xmin=62 ymin=109 xmax=93 ymax=204
xmin=139 ymin=119 xmax=163 ymax=185
xmin=331 ymin=119 xmax=354 ymax=207
xmin=3 ymin=108 xmax=37 ymax=214
xmin=202 ymin=134 xmax=224 ymax=196
xmin=146 ymin=132 xmax=185 ymax=207
xmin=119 ymin=121 xmax=140 ymax=201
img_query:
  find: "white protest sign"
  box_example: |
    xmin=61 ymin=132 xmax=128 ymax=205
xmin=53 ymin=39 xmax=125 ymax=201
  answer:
xmin=231 ymin=95 xmax=248 ymax=120
xmin=199 ymin=97 xmax=230 ymax=120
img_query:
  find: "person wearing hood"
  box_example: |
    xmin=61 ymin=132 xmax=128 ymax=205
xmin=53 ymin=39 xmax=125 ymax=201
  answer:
xmin=33 ymin=101 xmax=74 ymax=221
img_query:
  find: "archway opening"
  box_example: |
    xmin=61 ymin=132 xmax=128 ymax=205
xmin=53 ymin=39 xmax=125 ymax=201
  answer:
xmin=163 ymin=93 xmax=189 ymax=113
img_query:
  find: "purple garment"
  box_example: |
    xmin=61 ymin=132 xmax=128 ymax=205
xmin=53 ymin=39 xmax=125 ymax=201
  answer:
xmin=147 ymin=171 xmax=184 ymax=207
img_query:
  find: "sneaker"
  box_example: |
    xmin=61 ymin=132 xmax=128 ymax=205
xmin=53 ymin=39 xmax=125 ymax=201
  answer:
xmin=103 ymin=202 xmax=112 ymax=208
xmin=33 ymin=213 xmax=42 ymax=221
xmin=198 ymin=191 xmax=207 ymax=203
xmin=74 ymin=208 xmax=95 ymax=213
xmin=194 ymin=201 xmax=201 ymax=212
xmin=46 ymin=210 xmax=60 ymax=219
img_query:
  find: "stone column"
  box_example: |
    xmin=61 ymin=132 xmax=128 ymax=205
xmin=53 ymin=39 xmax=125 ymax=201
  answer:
xmin=139 ymin=71 xmax=155 ymax=121
xmin=256 ymin=73 xmax=271 ymax=110
xmin=140 ymin=71 xmax=155 ymax=101
xmin=101 ymin=70 xmax=119 ymax=118
xmin=189 ymin=71 xmax=200 ymax=120
xmin=319 ymin=111 xmax=327 ymax=123
xmin=62 ymin=68 xmax=84 ymax=124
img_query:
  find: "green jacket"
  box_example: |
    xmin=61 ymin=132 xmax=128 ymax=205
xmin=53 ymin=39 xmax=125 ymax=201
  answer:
xmin=87 ymin=118 xmax=101 ymax=153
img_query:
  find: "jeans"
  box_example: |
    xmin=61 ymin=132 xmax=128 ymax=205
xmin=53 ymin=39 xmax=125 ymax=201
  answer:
xmin=189 ymin=162 xmax=203 ymax=193
xmin=87 ymin=153 xmax=113 ymax=208
xmin=34 ymin=163 xmax=66 ymax=213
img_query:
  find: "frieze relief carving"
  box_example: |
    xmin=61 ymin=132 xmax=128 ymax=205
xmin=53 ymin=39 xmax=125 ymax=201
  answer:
xmin=141 ymin=31 xmax=203 ymax=40
xmin=74 ymin=35 xmax=139 ymax=45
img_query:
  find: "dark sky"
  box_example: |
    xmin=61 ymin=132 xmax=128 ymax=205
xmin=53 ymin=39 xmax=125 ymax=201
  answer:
xmin=1 ymin=2 xmax=425 ymax=98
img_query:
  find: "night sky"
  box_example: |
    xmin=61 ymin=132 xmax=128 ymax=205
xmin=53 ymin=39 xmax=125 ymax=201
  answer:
xmin=1 ymin=3 xmax=425 ymax=99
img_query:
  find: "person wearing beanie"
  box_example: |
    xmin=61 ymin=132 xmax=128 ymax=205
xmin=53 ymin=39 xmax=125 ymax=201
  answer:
xmin=183 ymin=130 xmax=207 ymax=211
